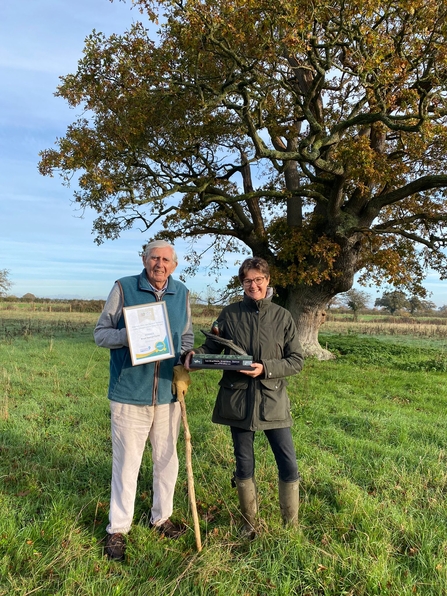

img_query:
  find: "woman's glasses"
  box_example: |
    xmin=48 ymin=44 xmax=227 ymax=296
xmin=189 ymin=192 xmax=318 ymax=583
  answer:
xmin=242 ymin=276 xmax=266 ymax=287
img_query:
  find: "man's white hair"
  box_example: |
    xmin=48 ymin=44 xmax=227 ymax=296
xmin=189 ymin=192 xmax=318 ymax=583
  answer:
xmin=142 ymin=240 xmax=178 ymax=264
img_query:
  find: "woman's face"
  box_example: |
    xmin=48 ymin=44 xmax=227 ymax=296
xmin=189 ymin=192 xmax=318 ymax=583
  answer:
xmin=242 ymin=268 xmax=270 ymax=300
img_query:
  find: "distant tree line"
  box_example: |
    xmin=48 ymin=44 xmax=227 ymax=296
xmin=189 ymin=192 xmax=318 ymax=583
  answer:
xmin=0 ymin=294 xmax=105 ymax=313
xmin=1 ymin=267 xmax=445 ymax=319
xmin=335 ymin=289 xmax=443 ymax=321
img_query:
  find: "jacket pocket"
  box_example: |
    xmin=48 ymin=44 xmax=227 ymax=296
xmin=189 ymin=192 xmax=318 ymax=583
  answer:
xmin=259 ymin=378 xmax=289 ymax=421
xmin=216 ymin=378 xmax=249 ymax=421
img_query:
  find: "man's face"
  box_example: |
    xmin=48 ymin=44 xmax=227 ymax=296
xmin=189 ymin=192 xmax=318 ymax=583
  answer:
xmin=143 ymin=247 xmax=177 ymax=290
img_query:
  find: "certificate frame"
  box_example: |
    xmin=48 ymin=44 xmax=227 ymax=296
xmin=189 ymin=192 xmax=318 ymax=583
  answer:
xmin=123 ymin=302 xmax=175 ymax=366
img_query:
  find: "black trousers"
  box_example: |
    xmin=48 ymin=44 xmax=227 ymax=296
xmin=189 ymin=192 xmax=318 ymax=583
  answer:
xmin=230 ymin=426 xmax=300 ymax=483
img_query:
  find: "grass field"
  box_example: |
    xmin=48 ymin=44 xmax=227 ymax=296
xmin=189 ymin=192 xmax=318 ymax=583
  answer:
xmin=1 ymin=309 xmax=447 ymax=595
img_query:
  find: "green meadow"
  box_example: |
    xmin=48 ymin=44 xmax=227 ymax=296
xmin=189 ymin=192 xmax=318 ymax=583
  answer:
xmin=1 ymin=308 xmax=447 ymax=595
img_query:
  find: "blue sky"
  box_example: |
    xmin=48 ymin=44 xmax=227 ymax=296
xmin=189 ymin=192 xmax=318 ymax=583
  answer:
xmin=0 ymin=0 xmax=237 ymax=300
xmin=1 ymin=1 xmax=446 ymax=306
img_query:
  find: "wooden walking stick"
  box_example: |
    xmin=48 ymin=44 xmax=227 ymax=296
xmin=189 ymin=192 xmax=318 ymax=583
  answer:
xmin=178 ymin=393 xmax=202 ymax=552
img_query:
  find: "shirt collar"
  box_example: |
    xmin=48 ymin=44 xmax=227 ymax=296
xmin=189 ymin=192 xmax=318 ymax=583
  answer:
xmin=149 ymin=282 xmax=168 ymax=296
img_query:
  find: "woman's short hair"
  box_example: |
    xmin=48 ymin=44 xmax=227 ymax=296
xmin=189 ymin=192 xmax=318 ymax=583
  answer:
xmin=142 ymin=240 xmax=178 ymax=264
xmin=238 ymin=257 xmax=270 ymax=283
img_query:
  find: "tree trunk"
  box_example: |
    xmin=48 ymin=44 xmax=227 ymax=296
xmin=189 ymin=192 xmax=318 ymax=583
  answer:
xmin=281 ymin=286 xmax=335 ymax=361
xmin=275 ymin=234 xmax=362 ymax=360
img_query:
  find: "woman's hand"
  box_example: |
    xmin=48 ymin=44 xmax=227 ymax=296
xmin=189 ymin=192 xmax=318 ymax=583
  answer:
xmin=240 ymin=362 xmax=264 ymax=378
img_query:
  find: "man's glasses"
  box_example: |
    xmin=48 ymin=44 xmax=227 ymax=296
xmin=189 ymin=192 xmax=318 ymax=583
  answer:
xmin=242 ymin=276 xmax=266 ymax=287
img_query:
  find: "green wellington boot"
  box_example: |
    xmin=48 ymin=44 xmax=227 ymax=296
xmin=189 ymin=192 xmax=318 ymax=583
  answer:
xmin=278 ymin=479 xmax=299 ymax=527
xmin=235 ymin=476 xmax=258 ymax=539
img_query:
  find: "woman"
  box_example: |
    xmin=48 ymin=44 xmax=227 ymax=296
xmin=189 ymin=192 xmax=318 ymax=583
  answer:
xmin=184 ymin=257 xmax=304 ymax=536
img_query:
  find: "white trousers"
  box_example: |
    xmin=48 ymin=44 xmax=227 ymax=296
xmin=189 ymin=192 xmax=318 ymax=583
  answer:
xmin=107 ymin=401 xmax=181 ymax=535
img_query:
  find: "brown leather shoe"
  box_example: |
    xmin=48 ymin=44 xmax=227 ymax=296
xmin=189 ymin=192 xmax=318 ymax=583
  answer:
xmin=152 ymin=519 xmax=187 ymax=539
xmin=105 ymin=533 xmax=125 ymax=561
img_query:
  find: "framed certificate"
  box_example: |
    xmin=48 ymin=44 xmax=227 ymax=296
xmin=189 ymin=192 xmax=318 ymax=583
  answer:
xmin=123 ymin=302 xmax=175 ymax=366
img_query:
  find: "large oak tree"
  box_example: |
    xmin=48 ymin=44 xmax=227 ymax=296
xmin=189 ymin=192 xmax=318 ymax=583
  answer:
xmin=40 ymin=0 xmax=447 ymax=358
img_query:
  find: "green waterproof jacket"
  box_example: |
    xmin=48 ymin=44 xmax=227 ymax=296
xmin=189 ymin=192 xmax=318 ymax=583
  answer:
xmin=195 ymin=290 xmax=304 ymax=431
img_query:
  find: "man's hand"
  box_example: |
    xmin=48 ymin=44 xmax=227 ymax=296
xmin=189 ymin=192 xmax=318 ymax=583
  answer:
xmin=183 ymin=350 xmax=195 ymax=371
xmin=172 ymin=364 xmax=191 ymax=400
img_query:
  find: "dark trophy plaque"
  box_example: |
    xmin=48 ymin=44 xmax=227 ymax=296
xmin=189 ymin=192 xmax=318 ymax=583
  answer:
xmin=190 ymin=353 xmax=253 ymax=370
xmin=190 ymin=330 xmax=253 ymax=370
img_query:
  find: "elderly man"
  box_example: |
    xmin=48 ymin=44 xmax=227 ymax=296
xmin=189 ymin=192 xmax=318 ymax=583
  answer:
xmin=94 ymin=240 xmax=193 ymax=560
